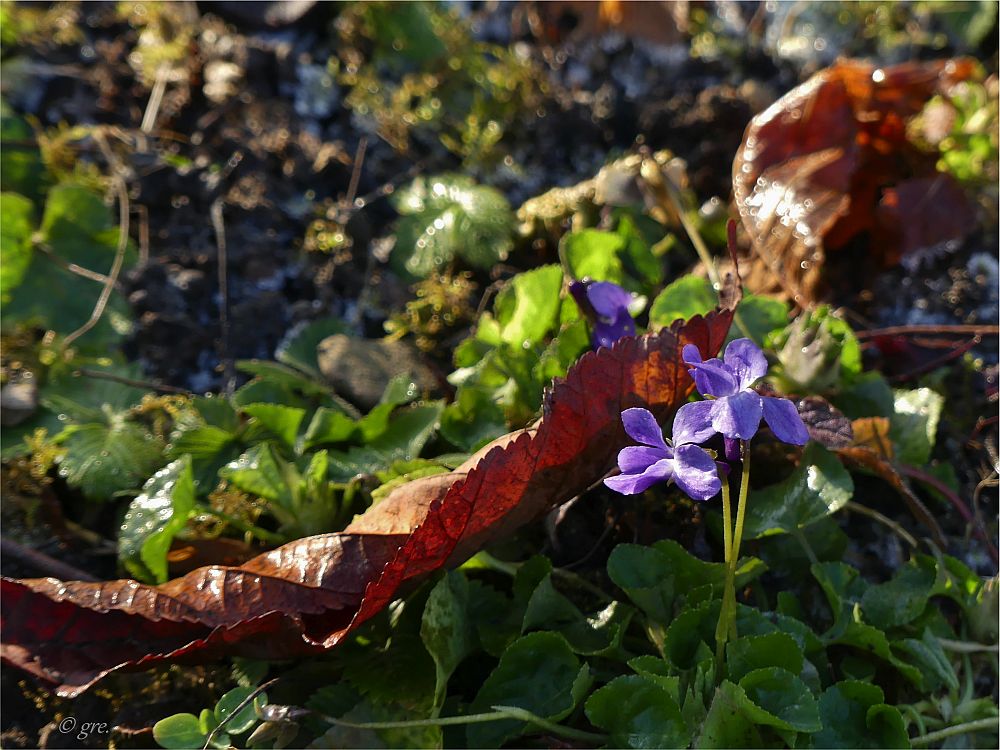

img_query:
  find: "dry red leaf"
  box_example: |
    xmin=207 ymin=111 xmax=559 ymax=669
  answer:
xmin=2 ymin=285 xmax=738 ymax=696
xmin=732 ymin=58 xmax=978 ymax=306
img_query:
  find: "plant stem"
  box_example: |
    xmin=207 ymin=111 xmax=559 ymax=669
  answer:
xmin=199 ymin=506 xmax=286 ymax=545
xmin=910 ymin=717 xmax=999 ymax=746
xmin=792 ymin=526 xmax=819 ymax=565
xmin=715 ymin=478 xmax=736 ymax=672
xmin=321 ymin=705 xmax=608 ymax=745
xmin=729 ymin=441 xmax=752 ymax=588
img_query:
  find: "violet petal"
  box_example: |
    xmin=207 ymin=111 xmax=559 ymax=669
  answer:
xmin=762 ymin=396 xmax=810 ymax=445
xmin=587 ymin=281 xmax=634 ymax=318
xmin=724 ymin=338 xmax=769 ymax=391
xmin=621 ymin=408 xmax=669 ymax=451
xmin=593 ymin=308 xmax=636 ymax=349
xmin=672 ymin=401 xmax=716 ymax=446
xmin=687 ymin=357 xmax=739 ymax=398
xmin=673 ymin=444 xmax=722 ymax=501
xmin=710 ymin=391 xmax=764 ymax=440
xmin=604 ymin=457 xmax=674 ymax=495
xmin=618 ymin=445 xmax=670 ymax=474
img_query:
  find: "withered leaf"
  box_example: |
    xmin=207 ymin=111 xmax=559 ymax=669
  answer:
xmin=796 ymin=396 xmax=854 ymax=449
xmin=733 ymin=58 xmax=977 ymax=306
xmin=1 ymin=285 xmax=738 ymax=696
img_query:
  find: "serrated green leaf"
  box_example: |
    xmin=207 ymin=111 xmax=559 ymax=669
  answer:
xmin=733 ymin=295 xmax=789 ymax=345
xmin=220 ymin=444 xmax=294 ymax=506
xmin=521 ymin=573 xmax=634 ymax=655
xmin=815 ymin=681 xmax=910 ymax=748
xmin=119 ymin=457 xmax=196 ymax=583
xmin=585 ymin=675 xmax=690 ymax=749
xmin=240 ymin=403 xmax=306 ymax=451
xmin=0 ymin=191 xmax=34 ymax=302
xmin=743 ymin=443 xmax=853 ymax=539
xmin=737 ymin=667 xmax=821 ymax=733
xmin=860 ymin=559 xmax=935 ymax=629
xmin=896 ymin=629 xmax=959 ymax=694
xmin=648 ymin=275 xmax=716 ymax=328
xmin=440 ymin=386 xmax=506 ymax=452
xmin=891 ymin=388 xmax=943 ymax=465
xmin=392 ymin=174 xmax=514 ymax=278
xmin=368 ymin=401 xmax=444 ymax=461
xmin=697 ymin=681 xmax=764 ymax=749
xmin=303 ymin=406 xmax=357 ymax=449
xmin=421 ymin=571 xmax=473 ymax=710
xmin=0 ymin=106 xmax=47 ymax=199
xmin=468 ymin=632 xmax=589 ymax=748
xmin=726 ymin=632 xmax=804 ymax=684
xmin=829 ymin=622 xmax=924 ymax=686
xmin=495 ymin=264 xmax=564 ymax=347
xmin=235 ymin=359 xmax=331 ymax=396
xmin=58 ymin=420 xmax=165 ymax=501
xmin=562 ymin=228 xmax=626 ymax=283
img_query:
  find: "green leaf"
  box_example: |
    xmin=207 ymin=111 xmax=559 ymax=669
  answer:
xmin=119 ymin=457 xmax=196 ymax=583
xmin=828 ymin=622 xmax=923 ymax=686
xmin=220 ymin=444 xmax=294 ymax=506
xmin=860 ymin=559 xmax=935 ymax=629
xmin=832 ymin=371 xmax=895 ymax=419
xmin=614 ymin=211 xmax=663 ymax=286
xmin=815 ymin=681 xmax=910 ymax=749
xmin=235 ymin=359 xmax=331 ymax=396
xmin=153 ymin=713 xmax=206 ymax=749
xmin=58 ymin=420 xmax=166 ymax=501
xmin=468 ymin=632 xmax=589 ymax=748
xmin=585 ymin=675 xmax=690 ymax=749
xmin=890 ymin=388 xmax=943 ymax=465
xmin=392 ymin=174 xmax=514 ymax=278
xmin=367 ymin=401 xmax=443 ymax=461
xmin=214 ymin=686 xmax=267 ymax=735
xmin=0 ymin=191 xmax=34 ymax=302
xmin=168 ymin=424 xmax=235 ymax=462
xmin=895 ymin=629 xmax=959 ymax=694
xmin=733 ymin=295 xmax=789 ymax=345
xmin=812 ymin=561 xmax=869 ymax=635
xmin=562 ymin=228 xmax=626 ymax=283
xmin=421 ymin=571 xmax=473 ymax=708
xmin=494 ymin=264 xmax=564 ymax=347
xmin=608 ymin=540 xmax=766 ymax=624
xmin=440 ymin=387 xmax=506 ymax=452
xmin=303 ymin=406 xmax=357 ymax=449
xmin=240 ymin=403 xmax=306 ymax=451
xmin=737 ymin=667 xmax=821 ymax=733
xmin=726 ymin=632 xmax=804 ymax=684
xmin=0 ymin=105 xmax=46 ymax=199
xmin=521 ymin=573 xmax=634 ymax=655
xmin=648 ymin=275 xmax=716 ymax=328
xmin=743 ymin=443 xmax=853 ymax=539
xmin=697 ymin=681 xmax=764 ymax=749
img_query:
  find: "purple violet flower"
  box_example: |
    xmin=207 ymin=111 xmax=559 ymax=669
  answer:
xmin=676 ymin=338 xmax=809 ymax=445
xmin=570 ymin=280 xmax=636 ymax=350
xmin=604 ymin=407 xmax=722 ymax=501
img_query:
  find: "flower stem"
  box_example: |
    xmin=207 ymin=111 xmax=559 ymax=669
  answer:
xmin=910 ymin=717 xmax=999 ymax=746
xmin=715 ymin=477 xmax=737 ymax=673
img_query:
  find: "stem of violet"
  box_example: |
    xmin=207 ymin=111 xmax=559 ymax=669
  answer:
xmin=715 ymin=476 xmax=737 ymax=673
xmin=727 ymin=441 xmax=752 ymax=639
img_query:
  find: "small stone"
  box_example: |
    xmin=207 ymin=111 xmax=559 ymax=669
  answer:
xmin=317 ymin=335 xmax=438 ymax=411
xmin=1 ymin=381 xmax=38 ymax=426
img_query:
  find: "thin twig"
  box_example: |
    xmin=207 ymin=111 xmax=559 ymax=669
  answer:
xmin=911 ymin=717 xmax=999 ymax=746
xmin=35 ymin=243 xmax=117 ymax=285
xmin=0 ymin=536 xmax=100 ymax=582
xmin=141 ymin=63 xmax=171 ymax=136
xmin=854 ymin=324 xmax=999 ymax=339
xmin=62 ymin=134 xmax=129 ymax=350
xmin=901 ymin=465 xmax=999 ymax=565
xmin=136 ymin=203 xmax=150 ymax=264
xmin=345 ymin=136 xmax=368 ymax=208
xmin=202 ymin=678 xmax=279 ymax=750
xmin=887 ymin=336 xmax=981 ymax=384
xmin=76 ymin=368 xmax=192 ymax=395
xmin=210 ymin=199 xmax=235 ymax=395
xmin=846 ymin=501 xmax=918 ymax=549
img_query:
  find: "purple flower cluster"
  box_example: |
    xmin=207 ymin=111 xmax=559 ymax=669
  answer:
xmin=605 ymin=338 xmax=809 ymax=502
